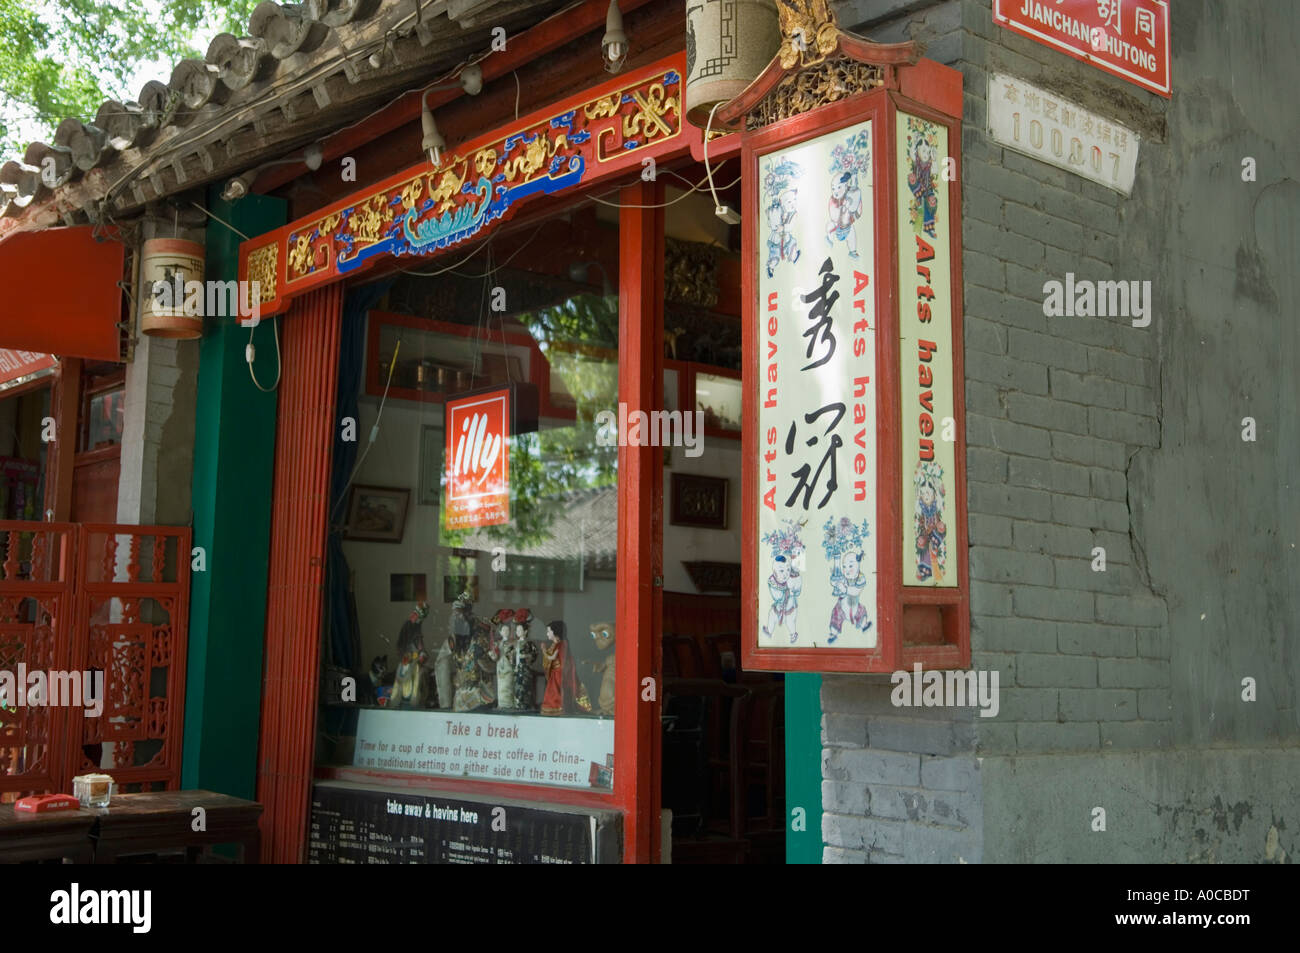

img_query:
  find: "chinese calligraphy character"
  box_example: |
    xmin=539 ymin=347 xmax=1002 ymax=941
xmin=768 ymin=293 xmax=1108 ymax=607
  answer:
xmin=1135 ymin=7 xmax=1156 ymax=47
xmin=1002 ymin=81 xmax=1020 ymax=103
xmin=1097 ymin=0 xmax=1122 ymax=33
xmin=784 ymin=402 xmax=846 ymax=511
xmin=800 ymin=258 xmax=840 ymax=371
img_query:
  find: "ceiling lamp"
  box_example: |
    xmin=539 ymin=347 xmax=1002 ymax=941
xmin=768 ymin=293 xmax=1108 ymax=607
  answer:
xmin=602 ymin=1 xmax=629 ymax=73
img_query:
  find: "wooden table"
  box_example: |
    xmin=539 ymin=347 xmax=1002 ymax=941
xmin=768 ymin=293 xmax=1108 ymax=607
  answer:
xmin=0 ymin=803 xmax=96 ymax=863
xmin=89 ymin=790 xmax=262 ymax=864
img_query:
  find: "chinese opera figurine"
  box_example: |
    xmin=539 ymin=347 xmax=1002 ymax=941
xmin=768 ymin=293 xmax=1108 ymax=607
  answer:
xmin=435 ymin=591 xmax=497 ymax=712
xmin=389 ymin=601 xmax=429 ymax=709
xmin=541 ymin=620 xmax=591 ymax=716
xmin=509 ymin=608 xmax=540 ymax=711
xmin=761 ymin=520 xmax=805 ymax=644
xmin=913 ymin=460 xmax=948 ymax=583
xmin=587 ymin=621 xmax=616 ymax=717
xmin=488 ymin=608 xmax=516 ymax=708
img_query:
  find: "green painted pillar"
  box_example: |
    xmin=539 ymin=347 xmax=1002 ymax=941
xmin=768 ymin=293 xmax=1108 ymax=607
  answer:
xmin=785 ymin=672 xmax=823 ymax=863
xmin=181 ymin=191 xmax=286 ymax=797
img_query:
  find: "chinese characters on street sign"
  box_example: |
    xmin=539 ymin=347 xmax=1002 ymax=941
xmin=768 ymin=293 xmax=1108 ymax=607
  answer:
xmin=756 ymin=118 xmax=878 ymax=650
xmin=897 ymin=112 xmax=957 ymax=589
xmin=987 ymin=73 xmax=1141 ymax=194
xmin=445 ymin=388 xmax=511 ymax=530
xmin=993 ymin=0 xmax=1171 ymax=98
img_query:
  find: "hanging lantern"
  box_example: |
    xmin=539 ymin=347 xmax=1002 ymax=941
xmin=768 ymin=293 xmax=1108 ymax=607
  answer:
xmin=685 ymin=0 xmax=781 ymax=127
xmin=140 ymin=238 xmax=205 ymax=338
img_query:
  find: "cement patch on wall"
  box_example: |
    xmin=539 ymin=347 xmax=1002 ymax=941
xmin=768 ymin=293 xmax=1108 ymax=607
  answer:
xmin=981 ymin=747 xmax=1298 ymax=863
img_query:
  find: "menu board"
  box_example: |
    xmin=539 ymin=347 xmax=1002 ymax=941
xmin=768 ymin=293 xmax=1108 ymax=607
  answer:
xmin=308 ymin=783 xmax=620 ymax=864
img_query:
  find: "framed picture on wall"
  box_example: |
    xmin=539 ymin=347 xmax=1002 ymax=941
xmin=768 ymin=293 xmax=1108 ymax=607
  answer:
xmin=670 ymin=473 xmax=729 ymax=528
xmin=345 ymin=485 xmax=411 ymax=542
xmin=418 ymin=425 xmax=442 ymax=506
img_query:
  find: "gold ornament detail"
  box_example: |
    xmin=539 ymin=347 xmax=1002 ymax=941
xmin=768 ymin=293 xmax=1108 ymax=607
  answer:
xmin=584 ymin=93 xmax=621 ymax=120
xmin=503 ymin=133 xmax=569 ymax=182
xmin=349 ymin=194 xmax=392 ymax=245
xmin=246 ymin=244 xmax=277 ymax=302
xmin=623 ymin=83 xmax=678 ymax=142
xmin=776 ymin=0 xmax=841 ymax=70
xmin=746 ymin=55 xmax=885 ymax=129
xmin=430 ymin=158 xmax=470 ymax=212
xmin=473 ymin=148 xmax=498 ymax=177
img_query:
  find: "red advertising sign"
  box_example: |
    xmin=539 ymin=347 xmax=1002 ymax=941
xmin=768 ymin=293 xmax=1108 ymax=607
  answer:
xmin=0 ymin=350 xmax=56 ymax=388
xmin=444 ymin=388 xmax=510 ymax=530
xmin=994 ymin=0 xmax=1171 ymax=98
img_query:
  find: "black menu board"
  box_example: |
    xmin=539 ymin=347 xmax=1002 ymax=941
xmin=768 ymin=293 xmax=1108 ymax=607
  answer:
xmin=308 ymin=782 xmax=621 ymax=864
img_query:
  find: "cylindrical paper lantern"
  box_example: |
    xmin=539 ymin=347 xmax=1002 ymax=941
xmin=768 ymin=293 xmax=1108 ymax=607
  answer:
xmin=685 ymin=0 xmax=781 ymax=127
xmin=140 ymin=238 xmax=205 ymax=338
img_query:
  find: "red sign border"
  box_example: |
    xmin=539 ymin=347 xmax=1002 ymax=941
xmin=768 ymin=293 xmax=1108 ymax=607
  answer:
xmin=993 ymin=0 xmax=1172 ymax=99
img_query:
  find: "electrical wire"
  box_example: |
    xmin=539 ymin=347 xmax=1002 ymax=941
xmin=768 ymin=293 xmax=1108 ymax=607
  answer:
xmin=331 ymin=338 xmax=401 ymax=521
xmin=704 ymin=102 xmax=725 ymax=210
xmin=247 ymin=318 xmax=282 ymax=392
xmin=584 ymin=171 xmax=741 ymax=210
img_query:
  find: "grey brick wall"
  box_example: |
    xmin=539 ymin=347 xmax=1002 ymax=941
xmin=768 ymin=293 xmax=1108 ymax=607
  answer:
xmin=957 ymin=0 xmax=1173 ymax=760
xmin=822 ymin=0 xmax=1297 ymax=864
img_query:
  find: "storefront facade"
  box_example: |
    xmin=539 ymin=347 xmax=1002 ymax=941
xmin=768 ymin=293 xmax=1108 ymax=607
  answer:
xmin=2 ymin=0 xmax=1292 ymax=865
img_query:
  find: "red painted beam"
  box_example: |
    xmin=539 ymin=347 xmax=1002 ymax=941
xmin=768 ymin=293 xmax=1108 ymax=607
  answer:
xmin=256 ymin=0 xmax=661 ymax=194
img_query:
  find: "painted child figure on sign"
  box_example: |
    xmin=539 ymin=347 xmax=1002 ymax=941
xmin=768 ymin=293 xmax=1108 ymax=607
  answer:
xmin=760 ymin=519 xmax=806 ymax=644
xmin=822 ymin=516 xmax=872 ymax=644
xmin=828 ymin=549 xmax=872 ymax=643
xmin=826 ymin=127 xmax=870 ymax=259
xmin=913 ymin=460 xmax=948 ymax=583
xmin=762 ymin=157 xmax=801 ymax=278
xmin=826 ymin=172 xmax=863 ymax=258
xmin=907 ymin=131 xmax=939 ymax=239
xmin=765 ymin=188 xmax=800 ymax=278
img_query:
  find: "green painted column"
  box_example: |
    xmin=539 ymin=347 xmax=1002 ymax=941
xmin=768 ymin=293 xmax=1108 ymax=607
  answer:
xmin=181 ymin=191 xmax=286 ymax=797
xmin=785 ymin=672 xmax=823 ymax=863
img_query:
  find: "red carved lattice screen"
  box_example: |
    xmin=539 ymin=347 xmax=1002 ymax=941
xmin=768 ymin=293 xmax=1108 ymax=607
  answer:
xmin=0 ymin=522 xmax=190 ymax=800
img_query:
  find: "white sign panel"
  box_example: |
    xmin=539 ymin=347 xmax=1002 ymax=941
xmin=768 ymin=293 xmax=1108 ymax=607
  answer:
xmin=987 ymin=72 xmax=1140 ymax=194
xmin=354 ymin=709 xmax=614 ymax=790
xmin=756 ymin=118 xmax=878 ymax=650
xmin=897 ymin=112 xmax=957 ymax=588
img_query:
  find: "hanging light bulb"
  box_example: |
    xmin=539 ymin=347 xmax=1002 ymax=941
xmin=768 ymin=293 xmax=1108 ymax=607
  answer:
xmin=602 ymin=1 xmax=629 ymax=73
xmin=421 ymin=92 xmax=446 ymax=167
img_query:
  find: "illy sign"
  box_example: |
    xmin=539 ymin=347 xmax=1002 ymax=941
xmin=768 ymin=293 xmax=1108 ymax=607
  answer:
xmin=445 ymin=388 xmax=511 ymax=530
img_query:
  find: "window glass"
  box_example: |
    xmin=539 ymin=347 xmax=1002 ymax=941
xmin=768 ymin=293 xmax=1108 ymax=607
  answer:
xmin=321 ymin=207 xmax=619 ymax=793
xmin=86 ymin=386 xmax=125 ymax=451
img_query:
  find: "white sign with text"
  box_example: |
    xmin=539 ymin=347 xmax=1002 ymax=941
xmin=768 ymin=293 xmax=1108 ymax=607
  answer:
xmin=354 ymin=709 xmax=614 ymax=790
xmin=988 ymin=72 xmax=1140 ymax=194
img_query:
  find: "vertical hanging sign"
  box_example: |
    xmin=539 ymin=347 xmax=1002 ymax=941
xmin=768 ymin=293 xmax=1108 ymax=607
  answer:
xmin=897 ymin=113 xmax=956 ymax=588
xmin=445 ymin=388 xmax=511 ymax=530
xmin=755 ymin=118 xmax=878 ymax=650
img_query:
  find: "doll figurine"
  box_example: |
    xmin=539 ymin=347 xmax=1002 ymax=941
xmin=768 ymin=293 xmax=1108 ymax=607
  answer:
xmin=389 ymin=602 xmax=429 ymax=709
xmin=541 ymin=621 xmax=592 ymax=716
xmin=586 ymin=621 xmax=615 ymax=717
xmin=436 ymin=592 xmax=497 ymax=712
xmin=509 ymin=608 xmax=541 ymax=711
xmin=488 ymin=608 xmax=515 ymax=709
